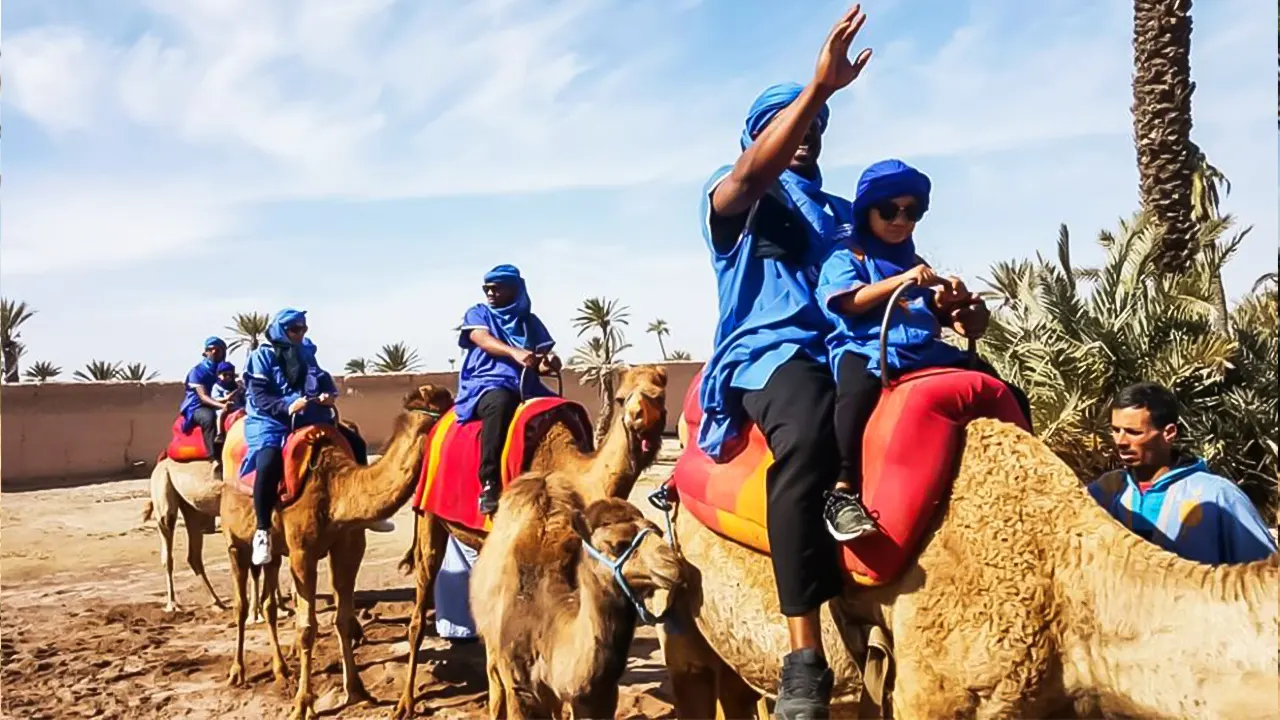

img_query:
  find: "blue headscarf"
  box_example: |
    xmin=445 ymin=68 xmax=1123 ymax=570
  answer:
xmin=850 ymin=159 xmax=931 ymax=274
xmin=215 ymin=361 xmax=236 ymax=375
xmin=483 ymin=264 xmax=533 ymax=350
xmin=266 ymin=307 xmax=314 ymax=391
xmin=740 ymin=82 xmax=834 ymax=221
xmin=200 ymin=336 xmax=226 ymax=370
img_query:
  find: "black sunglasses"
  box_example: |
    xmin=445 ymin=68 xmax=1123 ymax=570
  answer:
xmin=873 ymin=201 xmax=925 ymax=223
xmin=286 ymin=325 xmax=308 ymax=334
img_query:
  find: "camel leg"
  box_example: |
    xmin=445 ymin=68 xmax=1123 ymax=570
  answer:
xmin=259 ymin=557 xmax=291 ymax=691
xmin=393 ymin=512 xmax=449 ymax=719
xmin=178 ymin=503 xmax=226 ymax=610
xmin=289 ymin=550 xmax=320 ymax=720
xmin=659 ymin=613 xmax=761 ymax=719
xmin=485 ymin=650 xmax=506 ymax=719
xmin=154 ymin=477 xmax=182 ymax=613
xmin=329 ymin=531 xmax=373 ymax=708
xmin=497 ymin=659 xmax=532 ymax=720
xmin=249 ymin=565 xmax=267 ymax=624
xmin=226 ymin=543 xmax=251 ymax=687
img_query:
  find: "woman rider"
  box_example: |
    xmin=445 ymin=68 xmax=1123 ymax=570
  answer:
xmin=242 ymin=308 xmax=370 ymax=566
xmin=697 ymin=6 xmax=871 ymax=718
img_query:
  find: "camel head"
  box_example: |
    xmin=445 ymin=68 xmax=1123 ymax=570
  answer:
xmin=612 ymin=365 xmax=668 ymax=465
xmin=572 ymin=497 xmax=682 ymax=623
xmin=403 ymin=384 xmax=454 ymax=416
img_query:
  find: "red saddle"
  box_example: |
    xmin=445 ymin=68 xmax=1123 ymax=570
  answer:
xmin=672 ymin=365 xmax=1031 ymax=586
xmin=165 ymin=414 xmax=211 ymax=462
xmin=411 ymin=396 xmax=593 ymax=532
xmin=224 ymin=416 xmax=355 ymax=507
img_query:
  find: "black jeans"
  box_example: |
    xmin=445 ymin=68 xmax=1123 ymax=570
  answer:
xmin=253 ymin=422 xmax=368 ymax=531
xmin=833 ymin=353 xmax=1034 ymax=496
xmin=190 ymin=406 xmax=219 ymax=459
xmin=476 ymin=388 xmax=520 ymax=491
xmin=741 ymin=356 xmax=843 ymax=616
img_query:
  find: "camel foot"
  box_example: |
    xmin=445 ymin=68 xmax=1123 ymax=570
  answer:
xmin=163 ymin=601 xmax=183 ymax=613
xmin=227 ymin=663 xmax=246 ymax=688
xmin=391 ymin=696 xmax=416 ymax=719
xmin=288 ymin=699 xmax=316 ymax=720
xmin=210 ymin=599 xmax=228 ymax=612
xmin=342 ymin=686 xmax=374 ymax=709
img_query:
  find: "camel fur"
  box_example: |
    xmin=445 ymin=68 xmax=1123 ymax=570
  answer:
xmin=659 ymin=417 xmax=1279 ymax=719
xmin=220 ymin=385 xmax=453 ymax=720
xmin=471 ymin=478 xmax=681 ymax=719
xmin=392 ymin=365 xmax=668 ymax=718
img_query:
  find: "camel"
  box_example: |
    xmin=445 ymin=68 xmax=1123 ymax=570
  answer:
xmin=392 ymin=364 xmax=669 ymax=719
xmin=658 ymin=418 xmax=1280 ymax=719
xmin=220 ymin=384 xmax=454 ymax=720
xmin=140 ymin=458 xmax=228 ymax=614
xmin=471 ymin=477 xmax=682 ymax=719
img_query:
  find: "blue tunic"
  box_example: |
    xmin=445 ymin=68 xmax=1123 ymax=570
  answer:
xmin=1089 ymin=459 xmax=1278 ymax=564
xmin=454 ymin=303 xmax=555 ymax=424
xmin=179 ymin=359 xmax=217 ymax=429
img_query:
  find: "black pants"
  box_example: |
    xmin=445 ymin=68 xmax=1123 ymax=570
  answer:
xmin=742 ymin=357 xmax=843 ymax=616
xmin=190 ymin=406 xmax=219 ymax=459
xmin=476 ymin=389 xmax=520 ymax=491
xmin=833 ymin=353 xmax=1034 ymax=496
xmin=253 ymin=422 xmax=368 ymax=530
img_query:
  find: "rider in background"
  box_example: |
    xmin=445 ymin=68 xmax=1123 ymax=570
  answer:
xmin=211 ymin=361 xmax=245 ymax=443
xmin=696 ymin=6 xmax=871 ymax=717
xmin=178 ymin=336 xmax=230 ymax=463
xmin=816 ymin=158 xmax=1032 ymax=541
xmin=242 ymin=308 xmax=369 ymax=566
xmin=454 ymin=264 xmax=562 ymax=516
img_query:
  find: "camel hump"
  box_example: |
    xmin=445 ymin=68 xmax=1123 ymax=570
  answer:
xmin=412 ymin=397 xmax=592 ymax=532
xmin=673 ymin=364 xmax=1031 ymax=586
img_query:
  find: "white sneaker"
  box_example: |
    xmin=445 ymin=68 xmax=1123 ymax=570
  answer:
xmin=252 ymin=529 xmax=272 ymax=566
xmin=367 ymin=519 xmax=396 ymax=533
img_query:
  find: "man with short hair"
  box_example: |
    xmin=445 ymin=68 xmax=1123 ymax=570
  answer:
xmin=1089 ymin=381 xmax=1277 ymax=564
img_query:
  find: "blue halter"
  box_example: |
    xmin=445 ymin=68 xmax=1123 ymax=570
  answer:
xmin=579 ymin=526 xmax=664 ymax=625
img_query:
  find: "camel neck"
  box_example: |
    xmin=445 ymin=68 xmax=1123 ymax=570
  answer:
xmin=327 ymin=414 xmax=429 ymax=525
xmin=567 ymin=558 xmax=637 ymax=685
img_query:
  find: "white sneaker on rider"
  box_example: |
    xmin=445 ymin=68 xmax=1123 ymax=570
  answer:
xmin=252 ymin=529 xmax=272 ymax=566
xmin=367 ymin=519 xmax=396 ymax=533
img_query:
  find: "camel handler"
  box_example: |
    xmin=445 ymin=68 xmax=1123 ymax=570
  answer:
xmin=695 ymin=6 xmax=872 ymax=717
xmin=178 ymin=336 xmax=230 ymax=465
xmin=454 ymin=264 xmax=562 ymax=516
xmin=1089 ymin=381 xmax=1277 ymax=564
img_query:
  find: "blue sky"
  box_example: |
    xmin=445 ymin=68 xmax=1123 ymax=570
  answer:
xmin=3 ymin=0 xmax=1276 ymax=380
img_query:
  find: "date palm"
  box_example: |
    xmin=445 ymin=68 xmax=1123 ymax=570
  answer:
xmin=667 ymin=350 xmax=692 ymax=361
xmin=23 ymin=360 xmax=60 ymax=382
xmin=1132 ymin=0 xmax=1197 ymax=274
xmin=73 ymin=360 xmax=122 ymax=382
xmin=226 ymin=312 xmax=271 ymax=354
xmin=646 ymin=319 xmax=670 ymax=360
xmin=120 ymin=363 xmax=160 ymax=381
xmin=571 ymin=297 xmax=632 ymax=444
xmin=344 ymin=357 xmax=369 ymax=375
xmin=373 ymin=342 xmax=422 ymax=373
xmin=1 ymin=298 xmax=36 ymax=383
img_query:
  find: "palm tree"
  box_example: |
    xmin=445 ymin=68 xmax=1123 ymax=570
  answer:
xmin=1132 ymin=0 xmax=1197 ymax=275
xmin=646 ymin=319 xmax=671 ymax=360
xmin=344 ymin=357 xmax=369 ymax=375
xmin=1 ymin=298 xmax=36 ymax=383
xmin=570 ymin=297 xmax=632 ymax=444
xmin=73 ymin=360 xmax=122 ymax=382
xmin=120 ymin=362 xmax=160 ymax=381
xmin=23 ymin=361 xmax=61 ymax=382
xmin=448 ymin=358 xmax=457 ymax=371
xmin=226 ymin=312 xmax=271 ymax=355
xmin=667 ymin=350 xmax=693 ymax=361
xmin=980 ymin=210 xmax=1277 ymax=516
xmin=373 ymin=342 xmax=422 ymax=373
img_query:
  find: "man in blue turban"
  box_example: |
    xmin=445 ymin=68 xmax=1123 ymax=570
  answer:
xmin=455 ymin=264 xmax=560 ymax=516
xmin=178 ymin=335 xmax=230 ymax=461
xmin=695 ymin=5 xmax=872 ymax=717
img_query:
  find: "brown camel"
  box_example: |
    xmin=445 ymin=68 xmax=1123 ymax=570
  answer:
xmin=220 ymin=385 xmax=454 ymax=720
xmin=659 ymin=418 xmax=1279 ymax=719
xmin=392 ymin=364 xmax=668 ymax=719
xmin=471 ymin=477 xmax=681 ymax=719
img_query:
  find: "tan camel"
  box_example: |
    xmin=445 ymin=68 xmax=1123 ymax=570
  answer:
xmin=140 ymin=458 xmax=227 ymax=613
xmin=471 ymin=477 xmax=681 ymax=719
xmin=220 ymin=385 xmax=454 ymax=720
xmin=392 ymin=365 xmax=668 ymax=719
xmin=659 ymin=418 xmax=1280 ymax=719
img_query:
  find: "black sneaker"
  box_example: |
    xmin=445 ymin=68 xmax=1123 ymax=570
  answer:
xmin=823 ymin=490 xmax=879 ymax=542
xmin=774 ymin=648 xmax=834 ymax=720
xmin=477 ymin=482 xmax=501 ymax=516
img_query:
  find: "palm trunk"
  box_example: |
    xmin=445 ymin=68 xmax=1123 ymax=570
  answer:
xmin=1132 ymin=0 xmax=1197 ymax=275
xmin=2 ymin=342 xmax=19 ymax=384
xmin=658 ymin=336 xmax=667 ymax=361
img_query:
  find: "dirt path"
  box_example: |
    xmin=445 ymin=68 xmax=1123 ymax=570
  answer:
xmin=1 ymin=465 xmax=679 ymax=719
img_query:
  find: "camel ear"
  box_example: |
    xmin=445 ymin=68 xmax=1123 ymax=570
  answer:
xmin=570 ymin=509 xmax=593 ymax=542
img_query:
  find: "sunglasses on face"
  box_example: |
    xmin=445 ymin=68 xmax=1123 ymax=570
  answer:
xmin=286 ymin=325 xmax=307 ymax=334
xmin=874 ymin=201 xmax=925 ymax=223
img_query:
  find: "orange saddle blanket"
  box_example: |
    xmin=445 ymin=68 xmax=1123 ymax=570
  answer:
xmin=412 ymin=396 xmax=593 ymax=532
xmin=671 ymin=365 xmax=1030 ymax=586
xmin=165 ymin=414 xmax=211 ymax=462
xmin=224 ymin=417 xmax=355 ymax=507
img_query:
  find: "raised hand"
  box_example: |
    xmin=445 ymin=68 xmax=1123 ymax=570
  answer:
xmin=814 ymin=4 xmax=873 ymax=93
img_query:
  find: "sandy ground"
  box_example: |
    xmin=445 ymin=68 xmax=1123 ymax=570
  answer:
xmin=1 ymin=454 xmax=681 ymax=719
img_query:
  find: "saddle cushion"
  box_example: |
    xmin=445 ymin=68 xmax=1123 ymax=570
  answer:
xmin=165 ymin=414 xmax=211 ymax=462
xmin=672 ymin=365 xmax=1031 ymax=586
xmin=224 ymin=416 xmax=355 ymax=507
xmin=412 ymin=396 xmax=593 ymax=532
xmin=223 ymin=408 xmax=246 ymax=434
